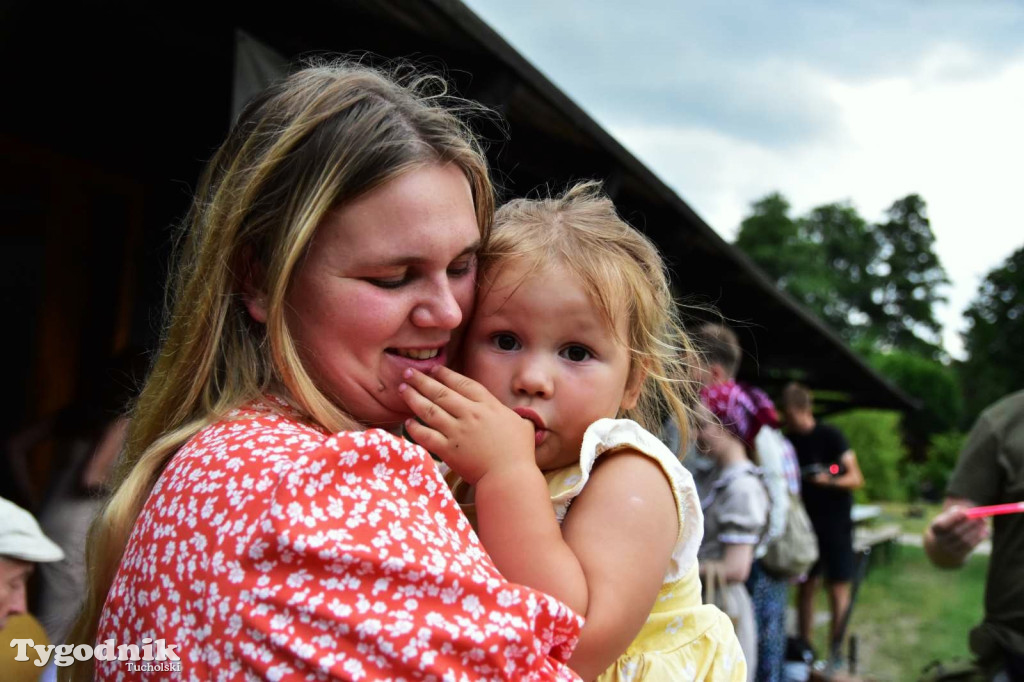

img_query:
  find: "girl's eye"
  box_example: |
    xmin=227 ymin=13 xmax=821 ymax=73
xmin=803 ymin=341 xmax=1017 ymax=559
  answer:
xmin=561 ymin=345 xmax=592 ymax=362
xmin=493 ymin=334 xmax=520 ymax=351
xmin=448 ymin=255 xmax=476 ymax=278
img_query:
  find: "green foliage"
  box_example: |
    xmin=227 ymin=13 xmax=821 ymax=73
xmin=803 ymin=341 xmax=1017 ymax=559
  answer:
xmin=907 ymin=431 xmax=966 ymax=501
xmin=870 ymin=196 xmax=950 ymax=356
xmin=868 ymin=350 xmax=963 ymax=443
xmin=798 ymin=202 xmax=879 ymax=342
xmin=828 ymin=410 xmax=907 ymax=501
xmin=734 ymin=193 xmax=824 ymax=296
xmin=734 ymin=192 xmax=950 ymax=357
xmin=960 ymin=244 xmax=1024 ymax=426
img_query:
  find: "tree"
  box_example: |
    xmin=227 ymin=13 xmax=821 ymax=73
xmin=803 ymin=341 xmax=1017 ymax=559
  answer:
xmin=798 ymin=202 xmax=879 ymax=343
xmin=868 ymin=349 xmax=962 ymax=460
xmin=735 ymin=194 xmax=856 ymax=335
xmin=869 ymin=195 xmax=950 ymax=356
xmin=734 ymin=192 xmax=950 ymax=357
xmin=960 ymin=244 xmax=1024 ymax=425
xmin=734 ymin=192 xmax=820 ymax=289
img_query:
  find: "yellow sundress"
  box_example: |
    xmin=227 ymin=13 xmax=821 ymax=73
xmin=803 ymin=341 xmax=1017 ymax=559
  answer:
xmin=447 ymin=418 xmax=747 ymax=681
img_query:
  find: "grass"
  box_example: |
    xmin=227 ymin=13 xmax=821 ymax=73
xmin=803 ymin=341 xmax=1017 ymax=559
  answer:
xmin=803 ymin=543 xmax=987 ymax=681
xmin=874 ymin=500 xmax=944 ymax=536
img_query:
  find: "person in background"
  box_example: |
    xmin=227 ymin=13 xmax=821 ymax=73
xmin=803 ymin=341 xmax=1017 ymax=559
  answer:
xmin=691 ymin=323 xmax=798 ymax=682
xmin=0 ymin=496 xmax=65 ymax=681
xmin=780 ymin=383 xmax=864 ymax=660
xmin=924 ymin=389 xmax=1024 ymax=681
xmin=696 ymin=385 xmax=770 ymax=682
xmin=4 ymin=350 xmax=143 ymax=643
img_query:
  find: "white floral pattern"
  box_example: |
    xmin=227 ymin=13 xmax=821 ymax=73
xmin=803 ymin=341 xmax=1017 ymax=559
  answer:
xmin=96 ymin=396 xmax=582 ymax=681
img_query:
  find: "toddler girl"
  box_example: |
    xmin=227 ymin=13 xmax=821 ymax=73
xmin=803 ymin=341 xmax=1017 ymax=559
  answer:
xmin=400 ymin=182 xmax=745 ymax=681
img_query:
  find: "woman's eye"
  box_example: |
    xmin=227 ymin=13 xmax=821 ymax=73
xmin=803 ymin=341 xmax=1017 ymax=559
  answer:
xmin=561 ymin=345 xmax=592 ymax=362
xmin=365 ymin=274 xmax=409 ymax=289
xmin=493 ymin=334 xmax=520 ymax=351
xmin=448 ymin=256 xmax=476 ymax=278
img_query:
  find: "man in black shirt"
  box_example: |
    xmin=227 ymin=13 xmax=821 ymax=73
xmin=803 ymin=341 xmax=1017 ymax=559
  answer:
xmin=781 ymin=382 xmax=864 ymax=657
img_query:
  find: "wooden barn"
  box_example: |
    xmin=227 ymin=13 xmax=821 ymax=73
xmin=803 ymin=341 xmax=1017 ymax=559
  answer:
xmin=0 ymin=0 xmax=913 ymax=500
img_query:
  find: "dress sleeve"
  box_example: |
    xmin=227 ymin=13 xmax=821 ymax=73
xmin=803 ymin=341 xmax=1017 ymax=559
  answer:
xmin=552 ymin=418 xmax=704 ymax=582
xmin=715 ymin=473 xmax=769 ymax=546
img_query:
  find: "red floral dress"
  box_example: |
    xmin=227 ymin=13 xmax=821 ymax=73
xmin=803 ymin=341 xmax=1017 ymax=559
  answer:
xmin=96 ymin=397 xmax=582 ymax=681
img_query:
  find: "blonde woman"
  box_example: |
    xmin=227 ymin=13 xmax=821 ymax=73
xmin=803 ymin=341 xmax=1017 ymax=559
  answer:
xmin=63 ymin=62 xmax=582 ymax=681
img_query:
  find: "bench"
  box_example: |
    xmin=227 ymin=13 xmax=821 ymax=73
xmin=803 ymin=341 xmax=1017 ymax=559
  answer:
xmin=853 ymin=522 xmax=901 ymax=566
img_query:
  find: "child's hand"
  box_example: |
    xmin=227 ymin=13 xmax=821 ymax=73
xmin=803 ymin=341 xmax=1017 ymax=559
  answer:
xmin=399 ymin=366 xmax=536 ymax=484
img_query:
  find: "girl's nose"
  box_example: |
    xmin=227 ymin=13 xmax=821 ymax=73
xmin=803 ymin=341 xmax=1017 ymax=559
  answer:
xmin=512 ymin=357 xmax=554 ymax=398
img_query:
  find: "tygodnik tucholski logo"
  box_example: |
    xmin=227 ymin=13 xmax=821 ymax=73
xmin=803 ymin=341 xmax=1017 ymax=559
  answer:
xmin=10 ymin=637 xmax=182 ymax=671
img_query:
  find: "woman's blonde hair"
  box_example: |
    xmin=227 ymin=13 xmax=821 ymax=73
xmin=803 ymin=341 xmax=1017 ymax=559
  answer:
xmin=483 ymin=181 xmax=700 ymax=452
xmin=64 ymin=59 xmax=493 ymax=680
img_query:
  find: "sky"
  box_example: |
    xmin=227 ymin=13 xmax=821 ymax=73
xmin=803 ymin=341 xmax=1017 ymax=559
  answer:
xmin=461 ymin=0 xmax=1024 ymax=359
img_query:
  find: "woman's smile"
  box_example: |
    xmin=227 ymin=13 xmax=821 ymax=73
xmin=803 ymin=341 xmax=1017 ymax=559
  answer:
xmin=284 ymin=164 xmax=481 ymax=427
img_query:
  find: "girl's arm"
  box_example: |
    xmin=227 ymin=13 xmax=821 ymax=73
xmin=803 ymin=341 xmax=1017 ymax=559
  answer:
xmin=559 ymin=451 xmax=678 ymax=681
xmin=399 ymin=366 xmax=589 ymax=614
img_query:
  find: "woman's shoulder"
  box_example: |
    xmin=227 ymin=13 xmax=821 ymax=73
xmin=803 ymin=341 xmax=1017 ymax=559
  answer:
xmin=194 ymin=396 xmax=419 ymax=463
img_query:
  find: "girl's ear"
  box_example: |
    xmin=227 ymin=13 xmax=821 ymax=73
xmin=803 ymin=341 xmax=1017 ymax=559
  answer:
xmin=239 ymin=246 xmax=268 ymax=324
xmin=620 ymin=363 xmax=646 ymax=411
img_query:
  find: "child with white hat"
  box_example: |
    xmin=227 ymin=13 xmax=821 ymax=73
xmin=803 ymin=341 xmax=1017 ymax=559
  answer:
xmin=0 ymin=496 xmax=64 ymax=629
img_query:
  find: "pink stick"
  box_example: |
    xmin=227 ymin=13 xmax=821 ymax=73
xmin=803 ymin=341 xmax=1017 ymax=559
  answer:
xmin=963 ymin=502 xmax=1024 ymax=519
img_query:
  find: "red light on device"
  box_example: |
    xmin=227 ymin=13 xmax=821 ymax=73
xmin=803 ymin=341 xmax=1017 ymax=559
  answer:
xmin=829 ymin=464 xmax=840 ymax=475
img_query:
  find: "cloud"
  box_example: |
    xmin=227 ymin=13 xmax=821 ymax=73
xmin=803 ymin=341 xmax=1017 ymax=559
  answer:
xmin=608 ymin=49 xmax=1024 ymax=358
xmin=463 ymin=0 xmax=1024 ymax=357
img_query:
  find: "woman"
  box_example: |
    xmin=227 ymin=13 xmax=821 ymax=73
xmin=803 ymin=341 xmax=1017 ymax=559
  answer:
xmin=696 ymin=383 xmax=770 ymax=682
xmin=64 ymin=62 xmax=582 ymax=681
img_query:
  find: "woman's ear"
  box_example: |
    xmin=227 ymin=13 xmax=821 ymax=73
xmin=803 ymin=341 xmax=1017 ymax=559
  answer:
xmin=239 ymin=246 xmax=268 ymax=324
xmin=620 ymin=363 xmax=646 ymax=411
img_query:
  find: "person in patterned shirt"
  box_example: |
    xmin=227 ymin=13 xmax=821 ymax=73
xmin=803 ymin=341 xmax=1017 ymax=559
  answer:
xmin=63 ymin=61 xmax=583 ymax=682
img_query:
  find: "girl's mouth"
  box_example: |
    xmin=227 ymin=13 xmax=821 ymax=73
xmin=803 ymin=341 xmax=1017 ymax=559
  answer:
xmin=512 ymin=407 xmax=549 ymax=446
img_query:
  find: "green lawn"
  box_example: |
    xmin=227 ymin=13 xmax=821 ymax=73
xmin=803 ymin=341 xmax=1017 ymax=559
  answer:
xmin=875 ymin=500 xmax=943 ymax=536
xmin=804 ymin=543 xmax=987 ymax=681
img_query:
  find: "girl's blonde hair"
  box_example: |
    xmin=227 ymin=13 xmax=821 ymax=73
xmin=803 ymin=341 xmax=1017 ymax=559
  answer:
xmin=483 ymin=181 xmax=700 ymax=452
xmin=64 ymin=59 xmax=493 ymax=680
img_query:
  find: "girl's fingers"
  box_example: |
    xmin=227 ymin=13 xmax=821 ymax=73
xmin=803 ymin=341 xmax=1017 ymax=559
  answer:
xmin=425 ymin=366 xmax=492 ymax=403
xmin=399 ymin=381 xmax=455 ymax=430
xmin=404 ymin=418 xmax=448 ymax=455
xmin=403 ymin=368 xmax=476 ymax=416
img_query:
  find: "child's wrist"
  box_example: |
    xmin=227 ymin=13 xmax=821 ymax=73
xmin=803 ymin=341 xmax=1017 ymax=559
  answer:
xmin=474 ymin=461 xmax=545 ymax=493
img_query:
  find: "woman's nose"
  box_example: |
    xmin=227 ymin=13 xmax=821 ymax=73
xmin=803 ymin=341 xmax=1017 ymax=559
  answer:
xmin=513 ymin=358 xmax=554 ymax=398
xmin=411 ymin=278 xmax=464 ymax=330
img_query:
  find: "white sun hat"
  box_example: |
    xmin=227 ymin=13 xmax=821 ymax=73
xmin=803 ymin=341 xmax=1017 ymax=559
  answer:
xmin=0 ymin=496 xmax=65 ymax=563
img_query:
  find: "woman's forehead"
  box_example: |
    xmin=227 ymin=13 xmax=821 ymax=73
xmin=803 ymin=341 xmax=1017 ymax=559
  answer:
xmin=307 ymin=164 xmax=480 ymax=266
